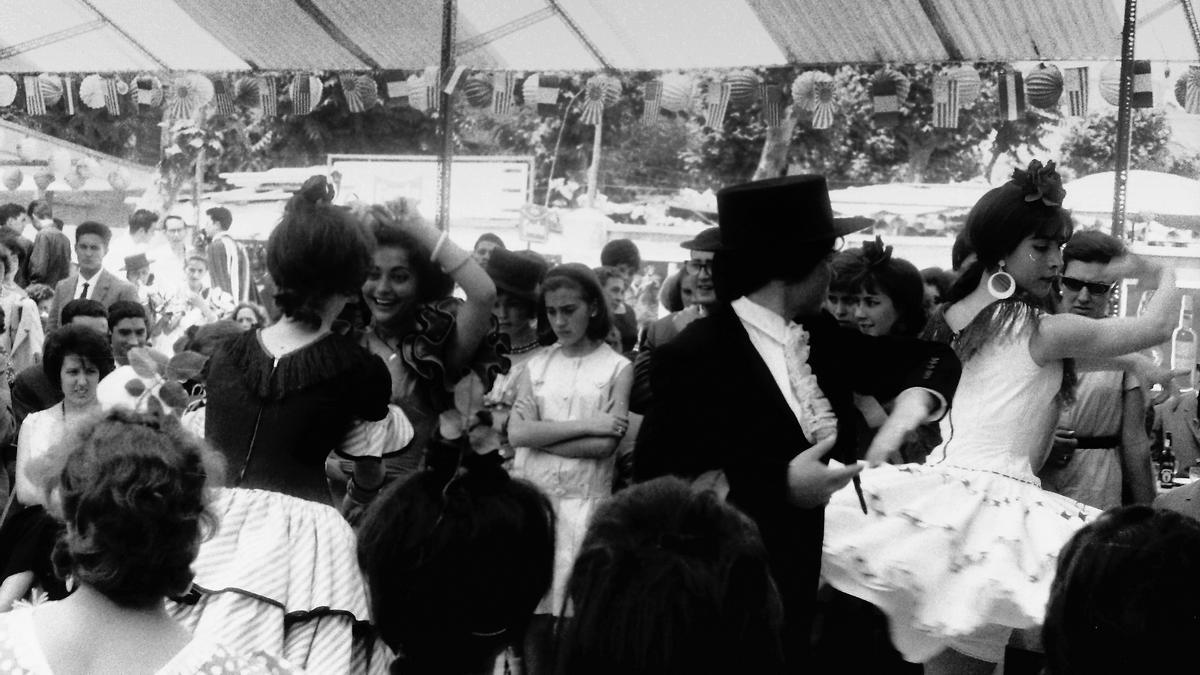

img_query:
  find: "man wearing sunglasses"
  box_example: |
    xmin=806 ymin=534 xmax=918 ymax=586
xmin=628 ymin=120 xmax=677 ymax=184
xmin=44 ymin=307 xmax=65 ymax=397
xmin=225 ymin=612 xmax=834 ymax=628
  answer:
xmin=1039 ymin=230 xmax=1155 ymax=508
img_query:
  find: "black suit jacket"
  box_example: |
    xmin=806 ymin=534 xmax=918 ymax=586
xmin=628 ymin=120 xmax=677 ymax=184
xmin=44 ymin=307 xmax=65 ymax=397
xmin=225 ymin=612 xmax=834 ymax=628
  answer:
xmin=635 ymin=306 xmax=960 ymax=662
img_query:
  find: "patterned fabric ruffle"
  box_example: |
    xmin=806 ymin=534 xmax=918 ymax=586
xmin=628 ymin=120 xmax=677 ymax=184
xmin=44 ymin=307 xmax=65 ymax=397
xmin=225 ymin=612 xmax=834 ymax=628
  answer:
xmin=400 ymin=298 xmax=509 ymax=398
xmin=822 ymin=463 xmax=1098 ymax=663
xmin=167 ymin=488 xmax=392 ymax=674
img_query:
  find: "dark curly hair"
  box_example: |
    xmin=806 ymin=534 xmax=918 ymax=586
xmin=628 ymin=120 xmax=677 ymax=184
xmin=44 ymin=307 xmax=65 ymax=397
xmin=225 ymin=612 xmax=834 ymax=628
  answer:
xmin=357 ymin=199 xmax=455 ymax=310
xmin=555 ymin=477 xmax=784 ymax=674
xmin=43 ymin=325 xmax=115 ymax=394
xmin=43 ymin=409 xmax=224 ymax=608
xmin=1044 ymin=505 xmax=1200 ymax=674
xmin=357 ymin=437 xmax=554 ymax=673
xmin=268 ymin=176 xmax=374 ymax=329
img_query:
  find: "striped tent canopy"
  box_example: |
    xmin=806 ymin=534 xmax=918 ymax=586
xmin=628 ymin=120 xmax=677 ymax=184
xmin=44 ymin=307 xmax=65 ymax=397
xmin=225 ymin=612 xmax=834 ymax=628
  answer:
xmin=0 ymin=0 xmax=1196 ymax=74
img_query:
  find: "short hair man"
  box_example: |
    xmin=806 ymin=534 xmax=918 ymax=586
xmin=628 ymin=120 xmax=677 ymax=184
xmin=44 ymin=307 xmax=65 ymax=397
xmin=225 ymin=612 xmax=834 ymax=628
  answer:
xmin=47 ymin=222 xmax=139 ymax=331
xmin=128 ymin=209 xmax=160 ymax=246
xmin=27 ymin=201 xmax=71 ymax=287
xmin=1039 ymin=231 xmax=1154 ymax=509
xmin=635 ymin=175 xmax=960 ymax=668
xmin=600 ymin=238 xmax=641 ymax=282
xmin=107 ymin=300 xmax=149 ymax=367
xmin=12 ymin=299 xmax=108 ymax=425
xmin=203 ymin=206 xmax=252 ymax=303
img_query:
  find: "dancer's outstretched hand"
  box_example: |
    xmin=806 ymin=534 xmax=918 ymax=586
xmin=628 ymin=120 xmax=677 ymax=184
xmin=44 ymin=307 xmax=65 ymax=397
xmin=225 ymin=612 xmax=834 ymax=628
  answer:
xmin=866 ymin=388 xmax=937 ymax=467
xmin=788 ymin=432 xmax=862 ymax=508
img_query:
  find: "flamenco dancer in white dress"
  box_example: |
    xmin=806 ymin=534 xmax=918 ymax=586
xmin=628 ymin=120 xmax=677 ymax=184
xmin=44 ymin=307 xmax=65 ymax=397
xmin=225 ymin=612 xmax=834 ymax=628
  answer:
xmin=822 ymin=161 xmax=1181 ymax=674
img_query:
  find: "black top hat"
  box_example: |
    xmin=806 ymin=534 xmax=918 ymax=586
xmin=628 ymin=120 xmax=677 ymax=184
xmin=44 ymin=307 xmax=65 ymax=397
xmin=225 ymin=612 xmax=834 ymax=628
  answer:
xmin=487 ymin=248 xmax=547 ymax=303
xmin=121 ymin=253 xmax=151 ymax=272
xmin=681 ymin=226 xmax=721 ymax=252
xmin=714 ymin=175 xmax=871 ymax=252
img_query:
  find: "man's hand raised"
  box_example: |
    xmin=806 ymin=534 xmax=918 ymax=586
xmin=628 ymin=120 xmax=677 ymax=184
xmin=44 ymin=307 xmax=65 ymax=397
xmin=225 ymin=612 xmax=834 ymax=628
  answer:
xmin=787 ymin=433 xmax=862 ymax=508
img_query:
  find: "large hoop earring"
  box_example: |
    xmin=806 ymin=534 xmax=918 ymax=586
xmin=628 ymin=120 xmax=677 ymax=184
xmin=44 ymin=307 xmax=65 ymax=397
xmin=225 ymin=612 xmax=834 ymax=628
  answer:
xmin=987 ymin=262 xmax=1015 ymax=300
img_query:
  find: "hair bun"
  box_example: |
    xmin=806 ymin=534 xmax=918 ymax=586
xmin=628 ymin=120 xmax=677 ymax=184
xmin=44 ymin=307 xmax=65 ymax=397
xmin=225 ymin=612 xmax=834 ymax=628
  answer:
xmin=861 ymin=235 xmax=894 ymax=269
xmin=290 ymin=175 xmax=336 ymax=211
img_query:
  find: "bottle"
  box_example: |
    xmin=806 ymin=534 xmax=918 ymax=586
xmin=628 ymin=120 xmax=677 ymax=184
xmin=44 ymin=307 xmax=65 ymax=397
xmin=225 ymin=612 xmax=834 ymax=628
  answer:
xmin=1160 ymin=431 xmax=1177 ymax=489
xmin=1171 ymin=295 xmax=1197 ymax=392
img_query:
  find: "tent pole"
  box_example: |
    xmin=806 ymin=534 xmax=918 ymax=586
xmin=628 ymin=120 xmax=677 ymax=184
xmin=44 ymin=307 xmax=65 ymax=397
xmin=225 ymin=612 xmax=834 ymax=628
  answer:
xmin=436 ymin=0 xmax=456 ymax=233
xmin=586 ymin=119 xmax=601 ymax=207
xmin=1111 ymin=0 xmax=1138 ymax=239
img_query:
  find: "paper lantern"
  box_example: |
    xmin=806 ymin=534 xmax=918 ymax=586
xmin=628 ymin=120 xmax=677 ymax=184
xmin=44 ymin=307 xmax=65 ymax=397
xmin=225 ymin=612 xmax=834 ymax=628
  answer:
xmin=108 ymin=168 xmax=130 ymax=192
xmin=1025 ymin=63 xmax=1064 ymax=109
xmin=49 ymin=150 xmax=72 ymax=177
xmin=463 ymin=76 xmax=493 ymax=107
xmin=2 ymin=168 xmax=22 ymax=191
xmin=1099 ymin=62 xmax=1121 ymax=106
xmin=1175 ymin=66 xmax=1200 ymax=114
xmin=355 ymin=75 xmax=378 ymax=108
xmin=164 ymin=73 xmax=214 ymax=120
xmin=792 ymin=70 xmax=835 ymax=120
xmin=32 ymin=167 xmax=54 ymax=191
xmin=79 ymin=74 xmax=108 ymax=109
xmin=64 ymin=172 xmax=86 ymax=190
xmin=945 ymin=65 xmax=981 ymax=107
xmin=726 ymin=70 xmax=760 ymax=109
xmin=16 ymin=138 xmax=43 ymax=162
xmin=659 ymin=73 xmax=695 ymax=113
xmin=0 ymin=75 xmax=16 ymax=107
xmin=37 ymin=74 xmax=63 ymax=107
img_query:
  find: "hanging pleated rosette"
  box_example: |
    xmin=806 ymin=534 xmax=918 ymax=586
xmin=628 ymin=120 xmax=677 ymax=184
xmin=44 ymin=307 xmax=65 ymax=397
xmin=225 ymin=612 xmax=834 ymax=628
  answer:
xmin=463 ymin=75 xmax=493 ymax=107
xmin=0 ymin=76 xmax=17 ymax=107
xmin=1025 ymin=63 xmax=1064 ymax=109
xmin=945 ymin=65 xmax=981 ymax=108
xmin=37 ymin=74 xmax=63 ymax=108
xmin=356 ymin=75 xmax=379 ymax=109
xmin=133 ymin=74 xmax=164 ymax=107
xmin=1099 ymin=62 xmax=1122 ymax=106
xmin=658 ymin=73 xmax=695 ymax=114
xmin=1175 ymin=66 xmax=1200 ymax=114
xmin=164 ymin=73 xmax=214 ymax=120
xmin=725 ymin=70 xmax=760 ymax=109
xmin=79 ymin=74 xmax=108 ymax=109
xmin=792 ymin=70 xmax=836 ymax=128
xmin=579 ymin=74 xmax=620 ymax=126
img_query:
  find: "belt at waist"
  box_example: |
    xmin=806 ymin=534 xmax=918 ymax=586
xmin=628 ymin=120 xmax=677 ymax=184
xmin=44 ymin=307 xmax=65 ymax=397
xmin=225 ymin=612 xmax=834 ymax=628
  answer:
xmin=1075 ymin=434 xmax=1121 ymax=449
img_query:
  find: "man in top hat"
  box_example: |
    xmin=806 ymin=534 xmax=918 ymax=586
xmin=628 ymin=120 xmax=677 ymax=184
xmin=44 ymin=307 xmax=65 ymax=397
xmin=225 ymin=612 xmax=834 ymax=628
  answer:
xmin=635 ymin=175 xmax=961 ymax=668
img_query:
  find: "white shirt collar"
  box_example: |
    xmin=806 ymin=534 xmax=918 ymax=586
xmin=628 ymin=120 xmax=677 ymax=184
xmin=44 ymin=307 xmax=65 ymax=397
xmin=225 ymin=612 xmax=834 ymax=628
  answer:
xmin=79 ymin=269 xmax=102 ymax=286
xmin=731 ymin=296 xmax=790 ymax=344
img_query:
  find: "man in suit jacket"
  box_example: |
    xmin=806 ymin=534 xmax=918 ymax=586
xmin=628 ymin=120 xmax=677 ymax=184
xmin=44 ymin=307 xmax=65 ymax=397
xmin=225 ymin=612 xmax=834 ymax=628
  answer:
xmin=635 ymin=175 xmax=961 ymax=669
xmin=48 ymin=221 xmax=139 ymax=331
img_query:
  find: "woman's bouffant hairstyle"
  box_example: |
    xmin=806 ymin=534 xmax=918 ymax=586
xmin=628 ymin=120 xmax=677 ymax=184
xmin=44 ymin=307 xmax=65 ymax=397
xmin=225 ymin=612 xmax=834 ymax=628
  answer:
xmin=857 ymin=237 xmax=928 ymax=337
xmin=540 ymin=264 xmax=613 ymax=342
xmin=268 ymin=175 xmax=374 ymax=329
xmin=1043 ymin=505 xmax=1200 ymax=674
xmin=357 ymin=442 xmax=554 ymax=673
xmin=43 ymin=325 xmax=115 ymax=394
xmin=829 ymin=248 xmax=868 ymax=293
xmin=355 ymin=199 xmax=455 ymax=306
xmin=555 ymin=477 xmax=784 ymax=674
xmin=41 ymin=410 xmax=224 ymax=608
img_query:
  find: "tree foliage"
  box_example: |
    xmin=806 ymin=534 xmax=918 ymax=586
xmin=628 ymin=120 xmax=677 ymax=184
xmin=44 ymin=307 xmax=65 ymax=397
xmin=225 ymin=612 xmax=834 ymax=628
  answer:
xmin=1059 ymin=109 xmax=1200 ymax=180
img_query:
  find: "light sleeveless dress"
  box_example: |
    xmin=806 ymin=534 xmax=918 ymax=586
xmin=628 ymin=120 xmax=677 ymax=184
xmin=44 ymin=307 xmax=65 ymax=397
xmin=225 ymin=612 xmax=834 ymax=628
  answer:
xmin=822 ymin=309 xmax=1099 ymax=663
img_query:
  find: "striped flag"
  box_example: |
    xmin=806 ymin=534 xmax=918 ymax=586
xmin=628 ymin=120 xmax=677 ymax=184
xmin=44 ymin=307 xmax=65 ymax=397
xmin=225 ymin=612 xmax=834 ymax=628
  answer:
xmin=933 ymin=76 xmax=959 ymax=128
xmin=62 ymin=76 xmax=76 ymax=115
xmin=704 ymin=82 xmax=732 ymax=129
xmin=292 ymin=75 xmax=315 ymax=115
xmin=759 ymin=83 xmax=783 ymax=127
xmin=1132 ymin=60 xmax=1153 ymax=108
xmin=24 ymin=76 xmax=45 ymax=115
xmin=492 ymin=71 xmax=515 ymax=116
xmin=135 ymin=77 xmax=157 ymax=106
xmin=535 ymin=75 xmax=561 ymax=116
xmin=423 ymin=66 xmax=441 ymax=113
xmin=1064 ymin=67 xmax=1088 ymax=117
xmin=104 ymin=77 xmax=122 ymax=116
xmin=212 ymin=78 xmax=234 ymax=116
xmin=641 ymin=80 xmax=662 ymax=123
xmin=998 ymin=69 xmax=1025 ymax=120
xmin=257 ymin=76 xmax=277 ymax=117
xmin=340 ymin=74 xmax=363 ymax=113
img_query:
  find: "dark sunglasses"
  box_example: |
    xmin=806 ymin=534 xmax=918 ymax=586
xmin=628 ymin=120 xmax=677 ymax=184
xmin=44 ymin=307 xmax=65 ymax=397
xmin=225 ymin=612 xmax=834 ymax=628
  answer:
xmin=1060 ymin=276 xmax=1116 ymax=295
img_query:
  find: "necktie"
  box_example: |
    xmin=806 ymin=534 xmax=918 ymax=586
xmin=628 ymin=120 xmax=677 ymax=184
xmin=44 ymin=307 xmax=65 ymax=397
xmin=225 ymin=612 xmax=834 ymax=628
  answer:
xmin=783 ymin=322 xmax=837 ymax=443
xmin=79 ymin=281 xmax=90 ymax=300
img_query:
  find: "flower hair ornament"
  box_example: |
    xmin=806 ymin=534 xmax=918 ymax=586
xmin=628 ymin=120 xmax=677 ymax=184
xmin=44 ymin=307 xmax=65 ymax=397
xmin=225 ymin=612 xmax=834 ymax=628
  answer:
xmin=1012 ymin=159 xmax=1066 ymax=207
xmin=861 ymin=235 xmax=894 ymax=269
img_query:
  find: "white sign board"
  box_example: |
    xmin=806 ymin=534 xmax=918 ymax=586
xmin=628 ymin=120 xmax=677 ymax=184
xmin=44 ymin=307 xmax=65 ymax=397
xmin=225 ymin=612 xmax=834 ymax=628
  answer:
xmin=326 ymin=154 xmax=533 ymax=222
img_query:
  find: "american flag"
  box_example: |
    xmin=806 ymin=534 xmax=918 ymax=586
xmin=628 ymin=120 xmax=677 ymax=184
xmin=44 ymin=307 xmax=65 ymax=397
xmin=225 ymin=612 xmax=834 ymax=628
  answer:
xmin=641 ymin=80 xmax=662 ymax=124
xmin=1132 ymin=60 xmax=1153 ymax=108
xmin=23 ymin=76 xmax=45 ymax=115
xmin=257 ymin=76 xmax=277 ymax=118
xmin=423 ymin=66 xmax=441 ymax=113
xmin=212 ymin=78 xmax=234 ymax=116
xmin=340 ymin=74 xmax=363 ymax=113
xmin=1064 ymin=67 xmax=1088 ymax=117
xmin=759 ymin=83 xmax=783 ymax=128
xmin=292 ymin=75 xmax=314 ymax=115
xmin=62 ymin=76 xmax=76 ymax=115
xmin=705 ymin=82 xmax=732 ymax=129
xmin=998 ymin=69 xmax=1025 ymax=120
xmin=492 ymin=71 xmax=515 ymax=116
xmin=135 ymin=78 xmax=157 ymax=106
xmin=933 ymin=76 xmax=959 ymax=129
xmin=104 ymin=77 xmax=122 ymax=116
